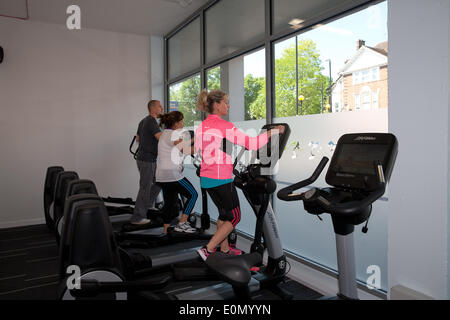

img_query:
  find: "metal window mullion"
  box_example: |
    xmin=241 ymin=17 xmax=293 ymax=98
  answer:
xmin=265 ymin=0 xmax=273 ymax=124
xmin=200 ymin=7 xmax=205 ymax=89
xmin=200 ymin=7 xmax=207 ymax=120
xmin=164 ymin=37 xmax=169 ymax=112
xmin=296 ymin=35 xmax=298 ymax=116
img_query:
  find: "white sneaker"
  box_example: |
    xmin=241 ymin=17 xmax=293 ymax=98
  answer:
xmin=131 ymin=218 xmax=151 ymax=225
xmin=174 ymin=222 xmax=196 ymax=233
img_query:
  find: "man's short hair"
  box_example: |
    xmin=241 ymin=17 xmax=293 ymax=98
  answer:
xmin=147 ymin=100 xmax=160 ymax=112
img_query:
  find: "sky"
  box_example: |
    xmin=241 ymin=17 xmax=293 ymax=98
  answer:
xmin=244 ymin=1 xmax=388 ymax=80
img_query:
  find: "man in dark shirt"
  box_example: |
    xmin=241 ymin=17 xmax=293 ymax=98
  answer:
xmin=130 ymin=100 xmax=163 ymax=224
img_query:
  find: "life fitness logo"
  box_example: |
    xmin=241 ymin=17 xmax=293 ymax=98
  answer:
xmin=354 ymin=136 xmax=377 ymax=141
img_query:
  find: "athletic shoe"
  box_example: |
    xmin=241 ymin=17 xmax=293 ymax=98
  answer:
xmin=221 ymin=247 xmax=243 ymax=256
xmin=174 ymin=222 xmax=197 ymax=233
xmin=197 ymin=246 xmax=212 ymax=261
xmin=131 ymin=218 xmax=151 ymax=225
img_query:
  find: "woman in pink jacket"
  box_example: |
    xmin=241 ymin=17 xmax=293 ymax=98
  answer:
xmin=195 ymin=89 xmax=284 ymax=261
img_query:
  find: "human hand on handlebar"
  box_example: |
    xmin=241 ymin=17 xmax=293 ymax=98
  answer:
xmin=268 ymin=125 xmax=285 ymax=137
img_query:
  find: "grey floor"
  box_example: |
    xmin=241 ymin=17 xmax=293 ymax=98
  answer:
xmin=0 ymin=224 xmax=59 ymax=300
xmin=0 ymin=223 xmax=322 ymax=300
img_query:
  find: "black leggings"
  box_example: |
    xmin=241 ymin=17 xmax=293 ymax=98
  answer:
xmin=157 ymin=178 xmax=198 ymax=224
xmin=206 ymin=182 xmax=241 ymax=227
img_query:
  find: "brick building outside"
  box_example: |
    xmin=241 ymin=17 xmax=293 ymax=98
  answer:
xmin=331 ymin=40 xmax=388 ymax=113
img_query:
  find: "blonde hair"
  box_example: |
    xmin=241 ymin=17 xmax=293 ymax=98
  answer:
xmin=196 ymin=89 xmax=227 ymax=114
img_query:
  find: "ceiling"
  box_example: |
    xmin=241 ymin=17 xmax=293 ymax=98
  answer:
xmin=0 ymin=0 xmax=211 ymax=36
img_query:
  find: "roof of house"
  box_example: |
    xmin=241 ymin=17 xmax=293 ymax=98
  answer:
xmin=368 ymin=41 xmax=388 ymax=56
xmin=338 ymin=41 xmax=388 ymax=75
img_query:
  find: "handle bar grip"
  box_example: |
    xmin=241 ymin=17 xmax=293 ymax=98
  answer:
xmin=315 ymin=162 xmax=386 ymax=216
xmin=277 ymin=157 xmax=329 ymax=201
xmin=316 ymin=182 xmax=385 ymax=216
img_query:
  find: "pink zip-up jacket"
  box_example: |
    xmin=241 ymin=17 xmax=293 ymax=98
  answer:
xmin=195 ymin=114 xmax=269 ymax=180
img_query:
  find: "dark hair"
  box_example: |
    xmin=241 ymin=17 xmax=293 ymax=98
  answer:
xmin=196 ymin=89 xmax=227 ymax=114
xmin=158 ymin=111 xmax=184 ymax=129
xmin=147 ymin=100 xmax=160 ymax=112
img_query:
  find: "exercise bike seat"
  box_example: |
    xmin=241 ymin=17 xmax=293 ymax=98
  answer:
xmin=205 ymin=251 xmax=262 ymax=287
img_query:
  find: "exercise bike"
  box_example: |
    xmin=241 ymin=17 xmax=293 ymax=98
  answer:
xmin=277 ymin=132 xmax=398 ymax=299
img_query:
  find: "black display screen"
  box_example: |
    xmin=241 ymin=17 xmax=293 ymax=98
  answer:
xmin=333 ymin=143 xmax=389 ymax=175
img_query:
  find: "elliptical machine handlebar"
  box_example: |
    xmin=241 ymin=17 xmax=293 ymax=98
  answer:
xmin=129 ymin=135 xmax=138 ymax=160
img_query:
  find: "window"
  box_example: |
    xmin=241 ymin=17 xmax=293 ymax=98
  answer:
xmin=166 ymin=0 xmax=389 ymax=293
xmin=362 ymin=91 xmax=371 ymax=110
xmin=372 ymin=67 xmax=380 ymax=81
xmin=353 ymin=67 xmax=380 ymax=85
xmin=167 ymin=18 xmax=200 ymax=80
xmin=205 ymin=0 xmax=264 ymax=64
xmin=361 ymin=69 xmax=370 ymax=83
xmin=353 ymin=71 xmax=361 ymax=85
xmin=372 ymin=90 xmax=379 ymax=109
xmin=354 ymin=94 xmax=360 ymax=110
xmin=274 ymin=35 xmax=331 ymax=117
xmin=206 ymin=49 xmax=266 ymax=122
xmin=168 ymin=74 xmax=201 ymax=127
xmin=333 ymin=102 xmax=341 ymax=113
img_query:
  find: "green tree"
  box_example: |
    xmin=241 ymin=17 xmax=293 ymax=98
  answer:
xmin=207 ymin=66 xmax=221 ymax=91
xmin=244 ymin=74 xmax=265 ymax=120
xmin=248 ymin=38 xmax=330 ymax=118
xmin=170 ymin=75 xmax=201 ymax=127
xmin=207 ymin=67 xmax=266 ymax=120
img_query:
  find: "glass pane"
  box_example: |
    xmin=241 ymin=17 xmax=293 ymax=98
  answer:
xmin=272 ymin=2 xmax=389 ymax=291
xmin=206 ymin=49 xmax=266 ymax=122
xmin=205 ymin=0 xmax=265 ymax=63
xmin=168 ymin=18 xmax=200 ymax=80
xmin=168 ymin=74 xmax=201 ymax=127
xmin=273 ymin=0 xmax=371 ymax=35
xmin=207 ymin=66 xmax=221 ymax=91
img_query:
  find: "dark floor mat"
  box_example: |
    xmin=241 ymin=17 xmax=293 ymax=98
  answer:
xmin=250 ymin=278 xmax=323 ymax=300
xmin=0 ymin=224 xmax=59 ymax=299
xmin=0 ymin=224 xmax=323 ymax=301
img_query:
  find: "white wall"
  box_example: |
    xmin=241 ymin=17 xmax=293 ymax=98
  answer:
xmin=388 ymin=0 xmax=450 ymax=299
xmin=0 ymin=17 xmax=151 ymax=228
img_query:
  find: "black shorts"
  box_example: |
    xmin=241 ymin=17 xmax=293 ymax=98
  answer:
xmin=157 ymin=178 xmax=198 ymax=224
xmin=206 ymin=182 xmax=241 ymax=227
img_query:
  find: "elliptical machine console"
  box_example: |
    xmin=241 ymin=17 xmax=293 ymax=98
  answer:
xmin=277 ymin=132 xmax=397 ymax=299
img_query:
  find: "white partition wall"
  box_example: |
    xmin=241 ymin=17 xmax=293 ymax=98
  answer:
xmin=387 ymin=0 xmax=450 ymax=299
xmin=0 ymin=17 xmax=150 ymax=228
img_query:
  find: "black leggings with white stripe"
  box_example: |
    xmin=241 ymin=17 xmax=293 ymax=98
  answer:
xmin=206 ymin=182 xmax=241 ymax=227
xmin=157 ymin=177 xmax=198 ymax=224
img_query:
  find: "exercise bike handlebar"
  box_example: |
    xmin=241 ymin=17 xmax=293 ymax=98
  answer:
xmin=278 ymin=160 xmax=386 ymax=217
xmin=277 ymin=157 xmax=329 ymax=201
xmin=314 ymin=162 xmax=386 ymax=216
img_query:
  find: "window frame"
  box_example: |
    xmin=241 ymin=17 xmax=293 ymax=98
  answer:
xmin=164 ymin=0 xmax=384 ymax=122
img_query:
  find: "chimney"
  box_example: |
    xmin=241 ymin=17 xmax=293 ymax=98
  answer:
xmin=357 ymin=39 xmax=365 ymax=50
